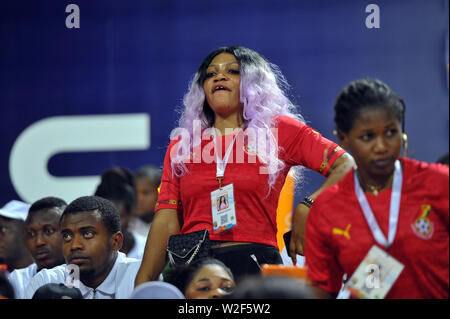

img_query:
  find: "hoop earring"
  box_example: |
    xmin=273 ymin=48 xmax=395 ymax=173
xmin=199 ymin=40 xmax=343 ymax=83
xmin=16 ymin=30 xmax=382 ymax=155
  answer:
xmin=402 ymin=133 xmax=408 ymax=158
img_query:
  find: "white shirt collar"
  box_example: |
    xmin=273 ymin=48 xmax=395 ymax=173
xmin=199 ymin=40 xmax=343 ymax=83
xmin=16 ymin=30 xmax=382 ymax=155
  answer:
xmin=77 ymin=252 xmax=126 ymax=298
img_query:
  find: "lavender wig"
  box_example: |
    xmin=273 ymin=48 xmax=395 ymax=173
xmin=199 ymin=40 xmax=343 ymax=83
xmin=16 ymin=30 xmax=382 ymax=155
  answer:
xmin=171 ymin=46 xmax=304 ymax=189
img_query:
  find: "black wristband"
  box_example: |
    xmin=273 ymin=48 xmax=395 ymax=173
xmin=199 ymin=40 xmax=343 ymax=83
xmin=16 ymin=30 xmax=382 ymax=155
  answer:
xmin=300 ymin=196 xmax=314 ymax=208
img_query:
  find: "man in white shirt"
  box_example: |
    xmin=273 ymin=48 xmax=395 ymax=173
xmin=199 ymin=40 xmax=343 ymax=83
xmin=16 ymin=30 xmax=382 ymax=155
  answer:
xmin=0 ymin=200 xmax=33 ymax=275
xmin=24 ymin=196 xmax=141 ymax=299
xmin=8 ymin=197 xmax=67 ymax=298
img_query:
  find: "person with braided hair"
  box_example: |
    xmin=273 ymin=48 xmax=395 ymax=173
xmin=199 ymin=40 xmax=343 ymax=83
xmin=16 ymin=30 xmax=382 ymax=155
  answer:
xmin=94 ymin=167 xmax=147 ymax=260
xmin=304 ymin=78 xmax=449 ymax=299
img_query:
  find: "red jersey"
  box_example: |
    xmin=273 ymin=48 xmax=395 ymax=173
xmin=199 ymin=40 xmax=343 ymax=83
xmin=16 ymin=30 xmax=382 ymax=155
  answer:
xmin=305 ymin=157 xmax=449 ymax=298
xmin=156 ymin=115 xmax=345 ymax=248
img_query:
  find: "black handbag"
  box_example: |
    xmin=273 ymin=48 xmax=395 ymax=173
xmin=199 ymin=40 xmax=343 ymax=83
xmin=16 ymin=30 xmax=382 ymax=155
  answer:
xmin=166 ymin=229 xmax=211 ymax=266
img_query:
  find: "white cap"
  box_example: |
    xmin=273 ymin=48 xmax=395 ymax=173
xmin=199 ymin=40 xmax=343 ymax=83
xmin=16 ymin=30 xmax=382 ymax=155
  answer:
xmin=130 ymin=281 xmax=185 ymax=299
xmin=0 ymin=200 xmax=30 ymax=221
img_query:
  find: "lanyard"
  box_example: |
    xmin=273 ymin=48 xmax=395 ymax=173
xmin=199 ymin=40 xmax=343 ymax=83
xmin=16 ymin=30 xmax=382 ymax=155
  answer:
xmin=212 ymin=129 xmax=241 ymax=189
xmin=353 ymin=160 xmax=402 ymax=249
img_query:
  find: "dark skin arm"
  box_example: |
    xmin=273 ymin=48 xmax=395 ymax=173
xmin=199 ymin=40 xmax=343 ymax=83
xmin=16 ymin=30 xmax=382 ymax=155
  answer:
xmin=134 ymin=208 xmax=180 ymax=287
xmin=310 ymin=285 xmax=338 ymax=299
xmin=297 ymin=278 xmax=338 ymax=299
xmin=289 ymin=152 xmax=354 ymax=263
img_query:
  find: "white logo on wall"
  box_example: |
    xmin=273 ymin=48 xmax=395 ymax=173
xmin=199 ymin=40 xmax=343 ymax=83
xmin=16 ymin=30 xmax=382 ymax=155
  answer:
xmin=9 ymin=114 xmax=150 ymax=203
xmin=365 ymin=4 xmax=380 ymax=29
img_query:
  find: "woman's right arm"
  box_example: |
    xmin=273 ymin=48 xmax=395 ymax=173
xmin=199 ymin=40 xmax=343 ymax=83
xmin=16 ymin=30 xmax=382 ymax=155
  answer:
xmin=134 ymin=208 xmax=180 ymax=286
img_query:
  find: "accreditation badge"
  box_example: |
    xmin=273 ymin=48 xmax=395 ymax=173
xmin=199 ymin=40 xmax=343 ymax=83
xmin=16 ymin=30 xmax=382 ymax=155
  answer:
xmin=211 ymin=183 xmax=237 ymax=234
xmin=344 ymin=245 xmax=404 ymax=299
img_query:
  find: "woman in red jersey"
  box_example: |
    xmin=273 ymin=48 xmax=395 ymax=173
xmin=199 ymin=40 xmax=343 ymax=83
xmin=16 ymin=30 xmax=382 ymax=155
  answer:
xmin=305 ymin=78 xmax=449 ymax=298
xmin=135 ymin=46 xmax=354 ymax=285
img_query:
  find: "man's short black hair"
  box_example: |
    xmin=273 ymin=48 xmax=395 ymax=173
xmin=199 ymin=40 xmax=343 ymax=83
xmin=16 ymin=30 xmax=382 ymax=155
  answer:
xmin=29 ymin=196 xmax=67 ymax=214
xmin=60 ymin=196 xmax=121 ymax=235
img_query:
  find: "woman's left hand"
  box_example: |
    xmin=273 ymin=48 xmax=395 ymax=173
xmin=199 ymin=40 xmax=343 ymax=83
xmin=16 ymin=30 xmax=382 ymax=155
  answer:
xmin=289 ymin=153 xmax=355 ymax=264
xmin=289 ymin=202 xmax=310 ymax=264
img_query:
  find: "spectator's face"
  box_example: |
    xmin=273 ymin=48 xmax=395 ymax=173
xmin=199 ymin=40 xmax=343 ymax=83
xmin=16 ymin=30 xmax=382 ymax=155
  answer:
xmin=60 ymin=210 xmax=122 ymax=284
xmin=136 ymin=177 xmax=157 ymax=218
xmin=0 ymin=216 xmax=25 ymax=265
xmin=184 ymin=264 xmax=235 ymax=299
xmin=340 ymin=107 xmax=402 ymax=184
xmin=203 ymin=53 xmax=243 ymax=119
xmin=25 ymin=208 xmax=65 ymax=270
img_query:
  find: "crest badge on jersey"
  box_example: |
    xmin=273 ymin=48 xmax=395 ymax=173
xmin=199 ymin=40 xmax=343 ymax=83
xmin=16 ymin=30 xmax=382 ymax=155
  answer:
xmin=411 ymin=204 xmax=434 ymax=240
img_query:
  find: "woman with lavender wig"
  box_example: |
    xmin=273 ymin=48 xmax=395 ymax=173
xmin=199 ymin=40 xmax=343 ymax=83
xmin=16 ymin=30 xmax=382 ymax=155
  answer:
xmin=135 ymin=46 xmax=354 ymax=285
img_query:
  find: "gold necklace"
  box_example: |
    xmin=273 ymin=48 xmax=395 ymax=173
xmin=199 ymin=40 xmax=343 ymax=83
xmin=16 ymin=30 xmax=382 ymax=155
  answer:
xmin=358 ymin=173 xmax=394 ymax=196
xmin=367 ymin=185 xmax=380 ymax=196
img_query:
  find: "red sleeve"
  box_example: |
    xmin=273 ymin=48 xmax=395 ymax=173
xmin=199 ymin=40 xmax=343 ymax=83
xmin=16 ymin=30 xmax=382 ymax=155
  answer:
xmin=276 ymin=116 xmax=346 ymax=176
xmin=304 ymin=194 xmax=344 ymax=293
xmin=426 ymin=163 xmax=449 ymax=228
xmin=154 ymin=139 xmax=182 ymax=213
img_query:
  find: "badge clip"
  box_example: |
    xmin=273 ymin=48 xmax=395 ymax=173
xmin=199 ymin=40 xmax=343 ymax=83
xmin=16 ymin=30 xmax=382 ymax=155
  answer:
xmin=217 ymin=177 xmax=223 ymax=189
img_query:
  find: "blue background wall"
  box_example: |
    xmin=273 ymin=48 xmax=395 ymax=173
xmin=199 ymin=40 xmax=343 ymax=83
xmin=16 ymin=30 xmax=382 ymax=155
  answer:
xmin=1 ymin=0 xmax=448 ymax=206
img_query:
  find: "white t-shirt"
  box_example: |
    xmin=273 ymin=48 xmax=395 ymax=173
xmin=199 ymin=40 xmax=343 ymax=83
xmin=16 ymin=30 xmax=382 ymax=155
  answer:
xmin=24 ymin=252 xmax=141 ymax=299
xmin=128 ymin=217 xmax=151 ymax=238
xmin=126 ymin=231 xmax=147 ymax=261
xmin=8 ymin=263 xmax=38 ymax=299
